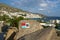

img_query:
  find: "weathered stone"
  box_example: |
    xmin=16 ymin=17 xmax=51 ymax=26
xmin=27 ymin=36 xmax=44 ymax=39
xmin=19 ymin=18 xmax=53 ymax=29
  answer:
xmin=14 ymin=20 xmax=43 ymax=40
xmin=5 ymin=27 xmax=17 ymax=40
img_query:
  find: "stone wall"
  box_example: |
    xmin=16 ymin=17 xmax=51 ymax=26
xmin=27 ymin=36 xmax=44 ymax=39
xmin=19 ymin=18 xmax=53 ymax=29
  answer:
xmin=14 ymin=20 xmax=43 ymax=40
xmin=0 ymin=21 xmax=4 ymax=33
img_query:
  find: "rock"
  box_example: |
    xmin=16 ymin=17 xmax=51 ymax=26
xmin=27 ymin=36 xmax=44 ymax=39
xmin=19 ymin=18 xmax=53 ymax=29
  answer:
xmin=14 ymin=20 xmax=43 ymax=40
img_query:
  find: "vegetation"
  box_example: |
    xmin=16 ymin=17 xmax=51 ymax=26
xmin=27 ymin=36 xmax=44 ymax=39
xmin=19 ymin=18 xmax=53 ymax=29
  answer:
xmin=55 ymin=23 xmax=60 ymax=29
xmin=10 ymin=16 xmax=24 ymax=28
xmin=0 ymin=14 xmax=10 ymax=21
xmin=0 ymin=14 xmax=28 ymax=28
xmin=55 ymin=23 xmax=60 ymax=36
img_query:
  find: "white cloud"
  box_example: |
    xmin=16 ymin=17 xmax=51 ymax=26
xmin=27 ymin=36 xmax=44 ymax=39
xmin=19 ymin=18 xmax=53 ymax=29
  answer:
xmin=47 ymin=10 xmax=51 ymax=13
xmin=10 ymin=0 xmax=60 ymax=13
xmin=40 ymin=3 xmax=48 ymax=7
xmin=39 ymin=0 xmax=59 ymax=10
xmin=46 ymin=0 xmax=59 ymax=8
xmin=39 ymin=8 xmax=44 ymax=11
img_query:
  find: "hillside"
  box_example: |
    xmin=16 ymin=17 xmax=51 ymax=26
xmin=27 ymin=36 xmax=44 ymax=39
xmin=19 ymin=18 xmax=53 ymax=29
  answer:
xmin=0 ymin=3 xmax=45 ymax=18
xmin=0 ymin=3 xmax=24 ymax=12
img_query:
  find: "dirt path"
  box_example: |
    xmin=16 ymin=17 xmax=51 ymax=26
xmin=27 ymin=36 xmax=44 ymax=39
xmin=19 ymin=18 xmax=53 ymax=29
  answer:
xmin=50 ymin=29 xmax=60 ymax=40
xmin=18 ymin=27 xmax=53 ymax=40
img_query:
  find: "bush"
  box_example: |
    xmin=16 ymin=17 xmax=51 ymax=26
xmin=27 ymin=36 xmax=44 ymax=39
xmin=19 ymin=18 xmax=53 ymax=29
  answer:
xmin=10 ymin=16 xmax=28 ymax=28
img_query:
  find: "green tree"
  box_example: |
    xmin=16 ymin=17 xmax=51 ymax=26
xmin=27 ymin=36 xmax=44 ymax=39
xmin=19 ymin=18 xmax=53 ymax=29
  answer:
xmin=10 ymin=16 xmax=24 ymax=28
xmin=0 ymin=14 xmax=10 ymax=21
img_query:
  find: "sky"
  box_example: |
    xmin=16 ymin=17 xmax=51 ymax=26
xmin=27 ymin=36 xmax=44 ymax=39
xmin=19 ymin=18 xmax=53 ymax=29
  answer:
xmin=0 ymin=0 xmax=60 ymax=17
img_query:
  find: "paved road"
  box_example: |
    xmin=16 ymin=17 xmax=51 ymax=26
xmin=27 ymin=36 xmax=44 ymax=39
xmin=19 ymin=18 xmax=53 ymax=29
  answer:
xmin=18 ymin=27 xmax=53 ymax=40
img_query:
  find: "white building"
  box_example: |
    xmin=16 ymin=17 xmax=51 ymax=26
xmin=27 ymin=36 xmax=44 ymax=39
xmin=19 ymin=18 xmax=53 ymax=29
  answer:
xmin=0 ymin=10 xmax=42 ymax=19
xmin=40 ymin=23 xmax=56 ymax=27
xmin=56 ymin=19 xmax=60 ymax=24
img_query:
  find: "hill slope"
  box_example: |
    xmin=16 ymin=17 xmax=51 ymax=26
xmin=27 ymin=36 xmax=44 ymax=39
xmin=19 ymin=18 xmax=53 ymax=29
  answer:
xmin=0 ymin=3 xmax=24 ymax=12
xmin=0 ymin=3 xmax=45 ymax=18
